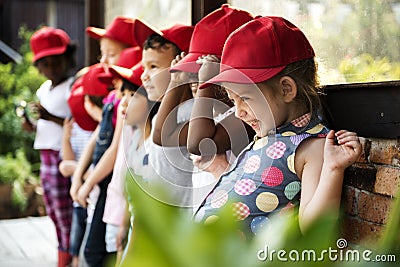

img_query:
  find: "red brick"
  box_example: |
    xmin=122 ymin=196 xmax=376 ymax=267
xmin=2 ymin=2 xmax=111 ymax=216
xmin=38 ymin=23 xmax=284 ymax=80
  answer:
xmin=341 ymin=186 xmax=358 ymax=216
xmin=369 ymin=139 xmax=400 ymax=166
xmin=340 ymin=216 xmax=359 ymax=243
xmin=374 ymin=166 xmax=400 ymax=197
xmin=357 ymin=191 xmax=393 ymax=224
xmin=344 ymin=164 xmax=376 ymax=191
xmin=358 ymin=220 xmax=384 ymax=246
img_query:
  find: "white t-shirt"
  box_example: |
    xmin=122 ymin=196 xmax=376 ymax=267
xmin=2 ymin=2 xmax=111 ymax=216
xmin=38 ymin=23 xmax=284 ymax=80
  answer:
xmin=34 ymin=77 xmax=73 ymax=150
xmin=147 ymin=101 xmax=194 ymax=208
xmin=69 ymin=122 xmax=93 ymax=160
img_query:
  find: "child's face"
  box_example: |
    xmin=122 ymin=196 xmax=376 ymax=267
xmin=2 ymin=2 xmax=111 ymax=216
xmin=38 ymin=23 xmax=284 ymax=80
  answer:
xmin=99 ymin=38 xmax=126 ymax=67
xmin=112 ymin=78 xmax=123 ymax=92
xmin=140 ymin=46 xmax=176 ymax=102
xmin=121 ymin=89 xmax=148 ymax=126
xmin=36 ymin=55 xmax=68 ymax=85
xmin=224 ymin=83 xmax=285 ymax=138
xmin=84 ymin=95 xmax=103 ymax=122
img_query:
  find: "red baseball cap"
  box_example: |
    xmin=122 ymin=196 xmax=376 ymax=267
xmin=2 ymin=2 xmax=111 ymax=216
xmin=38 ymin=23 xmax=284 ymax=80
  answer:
xmin=30 ymin=27 xmax=71 ymax=63
xmin=98 ymin=46 xmax=143 ymax=84
xmin=170 ymin=4 xmax=253 ymax=73
xmin=68 ymin=77 xmax=98 ymax=131
xmin=133 ymin=20 xmax=194 ymax=53
xmin=108 ymin=61 xmax=143 ymax=87
xmin=82 ymin=64 xmax=111 ymax=96
xmin=199 ymin=16 xmax=315 ymax=89
xmin=86 ymin=16 xmax=137 ymax=47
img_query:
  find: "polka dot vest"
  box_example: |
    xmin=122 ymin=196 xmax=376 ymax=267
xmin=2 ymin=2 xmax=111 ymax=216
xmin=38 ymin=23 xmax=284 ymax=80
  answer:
xmin=195 ymin=113 xmax=330 ymax=237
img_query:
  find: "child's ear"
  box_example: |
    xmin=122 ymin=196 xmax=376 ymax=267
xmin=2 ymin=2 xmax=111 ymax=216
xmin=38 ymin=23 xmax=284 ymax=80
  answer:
xmin=279 ymin=76 xmax=297 ymax=103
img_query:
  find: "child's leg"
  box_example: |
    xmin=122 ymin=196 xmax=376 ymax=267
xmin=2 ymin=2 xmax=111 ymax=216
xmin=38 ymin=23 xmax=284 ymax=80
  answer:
xmin=69 ymin=204 xmax=87 ymax=267
xmin=83 ymin=176 xmax=112 ymax=266
xmin=39 ymin=149 xmax=73 ymax=265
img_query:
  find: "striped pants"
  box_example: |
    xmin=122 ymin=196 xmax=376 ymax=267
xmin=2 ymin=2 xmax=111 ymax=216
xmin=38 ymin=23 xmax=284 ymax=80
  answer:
xmin=40 ymin=149 xmax=73 ymax=252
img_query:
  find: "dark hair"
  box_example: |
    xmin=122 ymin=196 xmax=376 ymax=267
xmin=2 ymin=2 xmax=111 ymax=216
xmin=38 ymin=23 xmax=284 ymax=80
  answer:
xmin=87 ymin=95 xmax=104 ymax=108
xmin=265 ymin=57 xmax=322 ymax=115
xmin=64 ymin=43 xmax=77 ymax=70
xmin=121 ymin=79 xmax=140 ymax=92
xmin=143 ymin=33 xmax=181 ymax=56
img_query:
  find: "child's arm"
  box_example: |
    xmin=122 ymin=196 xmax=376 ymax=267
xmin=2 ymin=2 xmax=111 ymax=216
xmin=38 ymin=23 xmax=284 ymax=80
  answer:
xmin=152 ymin=53 xmax=193 ymax=147
xmin=37 ymin=103 xmax=65 ymax=126
xmin=76 ymin=109 xmax=124 ymax=207
xmin=188 ymin=56 xmax=252 ymax=156
xmin=297 ymin=130 xmax=361 ymax=232
xmin=61 ymin=118 xmax=75 ymax=161
xmin=70 ymin=125 xmax=99 ymax=201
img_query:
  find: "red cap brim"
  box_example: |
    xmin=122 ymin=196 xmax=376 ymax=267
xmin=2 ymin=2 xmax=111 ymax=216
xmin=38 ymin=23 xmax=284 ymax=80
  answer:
xmin=132 ymin=20 xmax=160 ymax=48
xmin=198 ymin=66 xmax=285 ymax=89
xmin=97 ymin=72 xmax=114 ymax=84
xmin=86 ymin=27 xmax=106 ymax=40
xmin=109 ymin=63 xmax=143 ymax=86
xmin=169 ymin=52 xmax=203 ymax=73
xmin=32 ymin=46 xmax=67 ymax=62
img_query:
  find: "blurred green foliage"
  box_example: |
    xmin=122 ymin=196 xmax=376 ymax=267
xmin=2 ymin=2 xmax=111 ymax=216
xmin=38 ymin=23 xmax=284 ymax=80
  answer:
xmin=0 ymin=26 xmax=43 ymax=212
xmin=339 ymin=54 xmax=400 ymax=83
xmin=120 ymin=172 xmax=399 ymax=267
xmin=0 ymin=25 xmax=45 ymax=164
xmin=0 ymin=149 xmax=38 ymax=211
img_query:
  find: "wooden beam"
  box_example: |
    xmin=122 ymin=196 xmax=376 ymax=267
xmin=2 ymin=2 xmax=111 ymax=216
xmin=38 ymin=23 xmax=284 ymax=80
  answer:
xmin=191 ymin=0 xmax=227 ymax=25
xmin=322 ymin=81 xmax=400 ymax=138
xmin=85 ymin=0 xmax=104 ymax=66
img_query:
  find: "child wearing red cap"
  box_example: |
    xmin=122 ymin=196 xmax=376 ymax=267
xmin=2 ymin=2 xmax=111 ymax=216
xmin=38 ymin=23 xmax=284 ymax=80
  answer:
xmin=71 ymin=47 xmax=142 ymax=267
xmin=133 ymin=21 xmax=195 ymax=208
xmin=23 ymin=26 xmax=77 ymax=267
xmin=167 ymin=4 xmax=256 ymax=210
xmin=194 ymin=16 xmax=361 ymax=237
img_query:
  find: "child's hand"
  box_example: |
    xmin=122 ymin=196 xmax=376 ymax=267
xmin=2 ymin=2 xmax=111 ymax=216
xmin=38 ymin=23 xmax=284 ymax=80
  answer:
xmin=69 ymin=178 xmax=82 ymax=202
xmin=84 ymin=96 xmax=102 ymax=122
xmin=63 ymin=118 xmax=74 ymax=140
xmin=324 ymin=130 xmax=361 ymax=171
xmin=197 ymin=55 xmax=220 ymax=83
xmin=170 ymin=52 xmax=191 ymax=85
xmin=76 ymin=182 xmax=92 ymax=208
xmin=192 ymin=153 xmax=229 ymax=179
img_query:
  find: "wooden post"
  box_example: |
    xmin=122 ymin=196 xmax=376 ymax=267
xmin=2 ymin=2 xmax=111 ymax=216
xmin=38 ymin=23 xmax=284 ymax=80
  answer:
xmin=85 ymin=0 xmax=104 ymax=66
xmin=191 ymin=0 xmax=227 ymax=25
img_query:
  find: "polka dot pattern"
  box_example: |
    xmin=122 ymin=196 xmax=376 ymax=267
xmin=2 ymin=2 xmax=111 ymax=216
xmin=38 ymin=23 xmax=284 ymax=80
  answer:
xmin=204 ymin=215 xmax=219 ymax=225
xmin=196 ymin=112 xmax=330 ymax=237
xmin=306 ymin=123 xmax=325 ymax=134
xmin=256 ymin=192 xmax=279 ymax=212
xmin=287 ymin=154 xmax=295 ymax=174
xmin=281 ymin=131 xmax=296 ymax=136
xmin=284 ymin=181 xmax=301 ymax=200
xmin=210 ymin=190 xmax=228 ymax=208
xmin=251 ymin=216 xmax=270 ymax=235
xmin=292 ymin=113 xmax=311 ymax=127
xmin=253 ymin=136 xmax=269 ymax=150
xmin=234 ymin=179 xmax=257 ymax=196
xmin=232 ymin=202 xmax=250 ymax=220
xmin=290 ymin=133 xmax=310 ymax=145
xmin=261 ymin=167 xmax=284 ymax=187
xmin=243 ymin=155 xmax=261 ymax=173
xmin=266 ymin=141 xmax=286 ymax=159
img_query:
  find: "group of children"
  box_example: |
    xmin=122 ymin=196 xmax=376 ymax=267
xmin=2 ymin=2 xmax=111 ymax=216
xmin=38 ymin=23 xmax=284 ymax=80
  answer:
xmin=23 ymin=4 xmax=361 ymax=267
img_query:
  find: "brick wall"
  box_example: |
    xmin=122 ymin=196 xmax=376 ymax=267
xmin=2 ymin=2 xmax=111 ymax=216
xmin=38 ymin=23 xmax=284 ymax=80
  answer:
xmin=341 ymin=138 xmax=400 ymax=246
